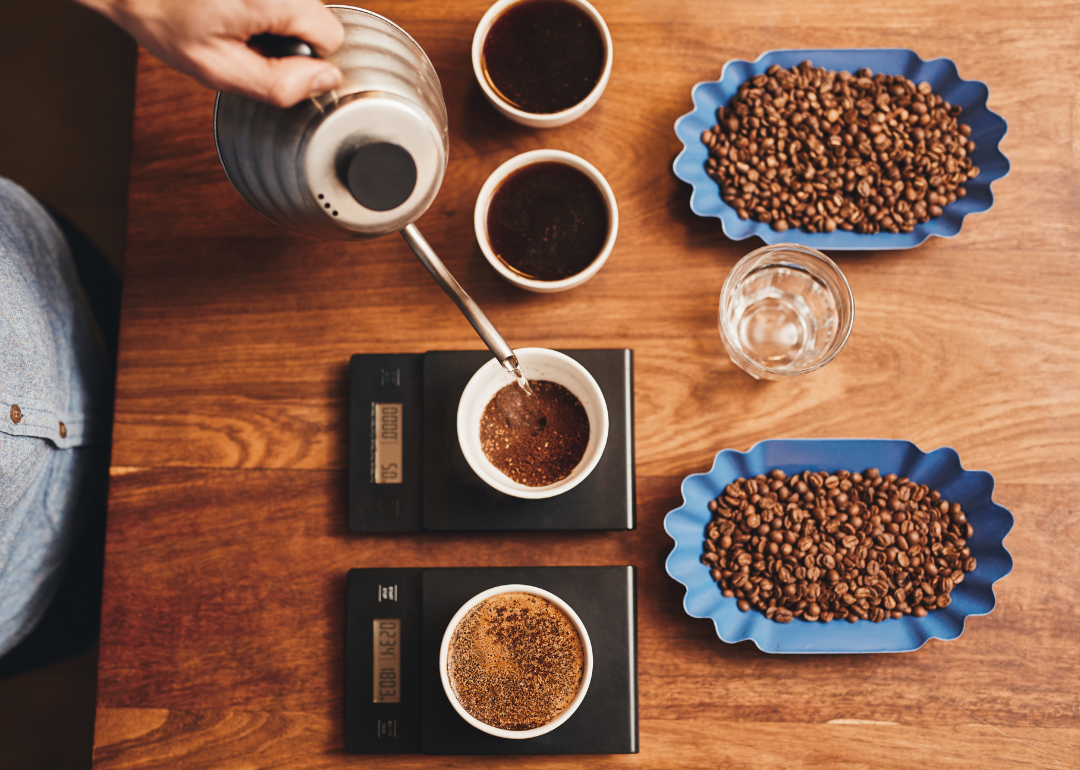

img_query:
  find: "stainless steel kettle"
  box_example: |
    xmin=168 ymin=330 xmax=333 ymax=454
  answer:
xmin=214 ymin=5 xmax=524 ymax=378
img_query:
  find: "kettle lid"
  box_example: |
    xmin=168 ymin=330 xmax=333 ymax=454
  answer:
xmin=345 ymin=142 xmax=417 ymax=212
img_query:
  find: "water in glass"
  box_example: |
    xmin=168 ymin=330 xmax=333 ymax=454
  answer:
xmin=726 ymin=265 xmax=839 ymax=370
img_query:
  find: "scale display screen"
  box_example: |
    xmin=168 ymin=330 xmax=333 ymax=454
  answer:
xmin=372 ymin=403 xmax=403 ymax=484
xmin=372 ymin=618 xmax=401 ymax=703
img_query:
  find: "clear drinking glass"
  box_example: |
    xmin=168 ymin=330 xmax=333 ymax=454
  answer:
xmin=719 ymin=244 xmax=853 ymax=380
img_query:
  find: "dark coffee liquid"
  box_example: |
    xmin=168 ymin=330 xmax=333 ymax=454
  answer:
xmin=447 ymin=592 xmax=585 ymax=731
xmin=481 ymin=0 xmax=605 ymax=114
xmin=487 ymin=162 xmax=609 ymax=281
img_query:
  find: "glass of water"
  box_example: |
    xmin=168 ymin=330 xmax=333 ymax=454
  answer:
xmin=719 ymin=244 xmax=853 ymax=380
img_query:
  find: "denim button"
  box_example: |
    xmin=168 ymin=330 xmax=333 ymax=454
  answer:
xmin=9 ymin=404 xmax=21 ymax=424
xmin=58 ymin=421 xmax=67 ymax=438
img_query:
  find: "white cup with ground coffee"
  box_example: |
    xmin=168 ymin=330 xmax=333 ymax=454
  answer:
xmin=457 ymin=347 xmax=609 ymax=499
xmin=439 ymin=584 xmax=594 ymax=738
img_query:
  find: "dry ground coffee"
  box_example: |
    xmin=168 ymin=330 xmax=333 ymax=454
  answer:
xmin=447 ymin=592 xmax=585 ymax=730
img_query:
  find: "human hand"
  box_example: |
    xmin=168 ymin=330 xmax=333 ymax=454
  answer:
xmin=77 ymin=0 xmax=345 ymax=108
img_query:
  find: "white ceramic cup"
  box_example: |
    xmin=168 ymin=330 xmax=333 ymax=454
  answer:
xmin=439 ymin=584 xmax=594 ymax=739
xmin=474 ymin=149 xmax=619 ymax=293
xmin=457 ymin=347 xmax=609 ymax=499
xmin=471 ymin=0 xmax=613 ymax=128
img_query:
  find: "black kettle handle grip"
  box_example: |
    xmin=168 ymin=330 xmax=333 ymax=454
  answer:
xmin=248 ymin=33 xmax=319 ymax=59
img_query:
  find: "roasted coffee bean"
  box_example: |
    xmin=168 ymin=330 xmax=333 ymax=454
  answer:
xmin=702 ymin=468 xmax=976 ymax=623
xmin=701 ymin=62 xmax=974 ymax=235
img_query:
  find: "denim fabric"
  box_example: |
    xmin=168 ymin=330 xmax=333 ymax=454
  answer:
xmin=0 ymin=177 xmax=111 ymax=656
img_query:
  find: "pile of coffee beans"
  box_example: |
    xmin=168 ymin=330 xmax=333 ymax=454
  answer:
xmin=700 ymin=468 xmax=977 ymax=623
xmin=700 ymin=61 xmax=978 ymax=234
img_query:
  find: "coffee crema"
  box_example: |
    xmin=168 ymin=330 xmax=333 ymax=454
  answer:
xmin=487 ymin=162 xmax=608 ymax=282
xmin=481 ymin=0 xmax=605 ymax=114
xmin=446 ymin=592 xmax=585 ymax=731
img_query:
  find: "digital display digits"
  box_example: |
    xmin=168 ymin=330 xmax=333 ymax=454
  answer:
xmin=372 ymin=403 xmax=403 ymax=484
xmin=372 ymin=618 xmax=401 ymax=703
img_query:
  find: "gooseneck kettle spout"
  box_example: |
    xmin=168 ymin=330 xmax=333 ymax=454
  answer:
xmin=399 ymin=224 xmax=522 ymax=377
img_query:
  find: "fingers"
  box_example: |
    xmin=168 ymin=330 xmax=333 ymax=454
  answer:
xmin=264 ymin=0 xmax=346 ymax=57
xmin=106 ymin=0 xmax=348 ymax=107
xmin=199 ymin=42 xmax=343 ymax=108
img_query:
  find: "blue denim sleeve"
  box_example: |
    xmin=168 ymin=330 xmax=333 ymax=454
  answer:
xmin=0 ymin=176 xmax=111 ymax=656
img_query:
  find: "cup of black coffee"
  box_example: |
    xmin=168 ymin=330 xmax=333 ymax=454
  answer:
xmin=471 ymin=0 xmax=613 ymax=128
xmin=439 ymin=584 xmax=594 ymax=738
xmin=474 ymin=150 xmax=619 ymax=293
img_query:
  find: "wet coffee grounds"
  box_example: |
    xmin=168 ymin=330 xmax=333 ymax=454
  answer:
xmin=701 ymin=468 xmax=977 ymax=623
xmin=479 ymin=380 xmax=589 ymax=487
xmin=447 ymin=592 xmax=585 ymax=730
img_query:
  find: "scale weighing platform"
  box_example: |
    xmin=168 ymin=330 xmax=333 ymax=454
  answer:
xmin=345 ymin=566 xmax=638 ymax=755
xmin=348 ymin=349 xmax=635 ymax=532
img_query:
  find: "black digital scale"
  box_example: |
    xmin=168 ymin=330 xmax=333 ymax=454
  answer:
xmin=345 ymin=566 xmax=638 ymax=755
xmin=348 ymin=349 xmax=635 ymax=532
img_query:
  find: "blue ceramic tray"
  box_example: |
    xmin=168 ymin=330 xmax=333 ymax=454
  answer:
xmin=664 ymin=439 xmax=1014 ymax=653
xmin=672 ymin=49 xmax=1010 ymax=250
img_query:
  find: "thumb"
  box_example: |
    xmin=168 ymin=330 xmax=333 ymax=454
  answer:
xmin=211 ymin=45 xmax=343 ymax=108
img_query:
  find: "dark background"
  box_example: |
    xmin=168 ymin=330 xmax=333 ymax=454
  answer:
xmin=0 ymin=0 xmax=135 ymax=767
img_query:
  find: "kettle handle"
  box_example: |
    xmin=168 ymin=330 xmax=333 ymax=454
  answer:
xmin=246 ymin=33 xmax=337 ymax=110
xmin=247 ymin=33 xmax=319 ymax=59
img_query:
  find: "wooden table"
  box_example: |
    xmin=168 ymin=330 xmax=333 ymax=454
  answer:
xmin=92 ymin=0 xmax=1080 ymax=766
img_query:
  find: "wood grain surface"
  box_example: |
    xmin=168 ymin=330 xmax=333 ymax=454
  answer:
xmin=96 ymin=0 xmax=1080 ymax=767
